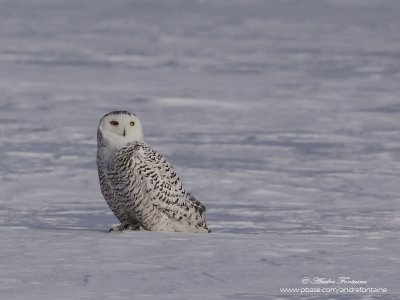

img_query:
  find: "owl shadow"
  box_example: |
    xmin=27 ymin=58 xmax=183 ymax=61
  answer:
xmin=5 ymin=206 xmax=115 ymax=233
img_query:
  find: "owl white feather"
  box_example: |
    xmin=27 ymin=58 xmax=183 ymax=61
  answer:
xmin=97 ymin=111 xmax=209 ymax=233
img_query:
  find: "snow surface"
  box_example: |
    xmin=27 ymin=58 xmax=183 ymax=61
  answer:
xmin=0 ymin=0 xmax=400 ymax=299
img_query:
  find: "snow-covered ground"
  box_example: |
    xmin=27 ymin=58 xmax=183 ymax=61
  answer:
xmin=1 ymin=0 xmax=400 ymax=299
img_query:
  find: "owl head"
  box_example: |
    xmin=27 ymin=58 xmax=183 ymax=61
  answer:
xmin=97 ymin=111 xmax=144 ymax=148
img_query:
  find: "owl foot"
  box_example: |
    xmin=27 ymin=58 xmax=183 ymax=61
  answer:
xmin=109 ymin=223 xmax=140 ymax=232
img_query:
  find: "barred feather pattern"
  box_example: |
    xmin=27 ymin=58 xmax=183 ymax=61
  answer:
xmin=97 ymin=142 xmax=209 ymax=233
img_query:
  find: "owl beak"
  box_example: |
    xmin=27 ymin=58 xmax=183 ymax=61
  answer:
xmin=123 ymin=129 xmax=126 ymax=137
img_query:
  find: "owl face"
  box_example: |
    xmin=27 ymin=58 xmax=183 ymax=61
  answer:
xmin=98 ymin=111 xmax=144 ymax=148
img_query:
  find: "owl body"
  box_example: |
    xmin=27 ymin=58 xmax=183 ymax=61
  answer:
xmin=97 ymin=111 xmax=209 ymax=233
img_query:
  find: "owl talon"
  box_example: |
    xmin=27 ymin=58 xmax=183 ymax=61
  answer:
xmin=108 ymin=223 xmax=139 ymax=232
xmin=108 ymin=224 xmax=125 ymax=232
xmin=109 ymin=226 xmax=120 ymax=232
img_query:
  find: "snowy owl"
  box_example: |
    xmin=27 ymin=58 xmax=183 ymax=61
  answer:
xmin=97 ymin=111 xmax=209 ymax=233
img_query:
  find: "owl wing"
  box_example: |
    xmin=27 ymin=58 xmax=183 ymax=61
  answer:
xmin=133 ymin=143 xmax=209 ymax=231
xmin=97 ymin=151 xmax=140 ymax=228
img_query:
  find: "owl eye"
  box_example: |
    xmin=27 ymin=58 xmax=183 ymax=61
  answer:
xmin=130 ymin=121 xmax=135 ymax=126
xmin=110 ymin=121 xmax=119 ymax=126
